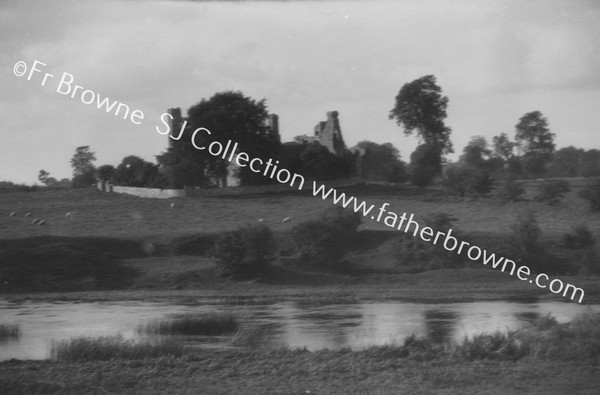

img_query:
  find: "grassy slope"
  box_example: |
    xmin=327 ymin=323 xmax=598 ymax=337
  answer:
xmin=0 ymin=185 xmax=599 ymax=300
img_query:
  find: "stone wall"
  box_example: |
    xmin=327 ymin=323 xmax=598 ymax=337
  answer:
xmin=97 ymin=178 xmax=360 ymax=199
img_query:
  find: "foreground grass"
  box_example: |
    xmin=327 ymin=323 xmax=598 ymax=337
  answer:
xmin=0 ymin=324 xmax=20 ymax=341
xmin=136 ymin=312 xmax=239 ymax=336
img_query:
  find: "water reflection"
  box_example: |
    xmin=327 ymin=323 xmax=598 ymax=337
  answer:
xmin=423 ymin=310 xmax=458 ymax=343
xmin=0 ymin=299 xmax=597 ymax=360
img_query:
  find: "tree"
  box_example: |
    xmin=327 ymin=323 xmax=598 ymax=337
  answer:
xmin=185 ymin=91 xmax=279 ymax=187
xmin=459 ymin=136 xmax=490 ymax=168
xmin=70 ymin=146 xmax=96 ymax=177
xmin=409 ymin=144 xmax=441 ymax=187
xmin=38 ymin=170 xmax=50 ymax=185
xmin=299 ymin=142 xmax=354 ymax=181
xmin=96 ymin=165 xmax=116 ymax=182
xmin=355 ymin=141 xmax=407 ymax=182
xmin=70 ymin=146 xmax=97 ymax=187
xmin=514 ymin=111 xmax=555 ymax=177
xmin=113 ymin=156 xmax=162 ymax=188
xmin=389 ymin=75 xmax=453 ymax=156
xmin=492 ymin=132 xmax=515 ymax=163
xmin=546 ymin=146 xmax=584 ymax=177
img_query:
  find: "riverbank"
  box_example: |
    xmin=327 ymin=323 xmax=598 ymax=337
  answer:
xmin=2 ymin=312 xmax=600 ymax=394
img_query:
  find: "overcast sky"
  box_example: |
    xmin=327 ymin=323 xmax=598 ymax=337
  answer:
xmin=1 ymin=0 xmax=599 ymax=185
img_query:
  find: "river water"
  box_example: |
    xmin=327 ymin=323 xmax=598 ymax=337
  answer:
xmin=0 ymin=299 xmax=596 ymax=361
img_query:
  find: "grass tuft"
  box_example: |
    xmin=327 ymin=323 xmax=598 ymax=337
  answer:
xmin=136 ymin=313 xmax=239 ymax=336
xmin=50 ymin=335 xmax=184 ymax=361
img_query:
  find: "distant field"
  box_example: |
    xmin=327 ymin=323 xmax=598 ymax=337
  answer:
xmin=0 ymin=183 xmax=598 ymax=240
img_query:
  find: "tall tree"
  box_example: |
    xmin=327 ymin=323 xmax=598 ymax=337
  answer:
xmin=185 ymin=91 xmax=279 ymax=187
xmin=389 ymin=75 xmax=453 ymax=156
xmin=70 ymin=146 xmax=96 ymax=177
xmin=492 ymin=132 xmax=515 ymax=162
xmin=514 ymin=111 xmax=555 ymax=177
xmin=70 ymin=146 xmax=97 ymax=187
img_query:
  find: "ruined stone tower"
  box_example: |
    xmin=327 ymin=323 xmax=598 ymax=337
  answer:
xmin=314 ymin=111 xmax=346 ymax=156
xmin=167 ymin=107 xmax=185 ymax=148
xmin=268 ymin=114 xmax=281 ymax=144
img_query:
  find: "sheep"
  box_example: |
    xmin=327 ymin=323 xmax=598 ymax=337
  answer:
xmin=37 ymin=220 xmax=46 ymax=226
xmin=24 ymin=212 xmax=32 ymax=217
xmin=282 ymin=216 xmax=291 ymax=224
xmin=258 ymin=218 xmax=264 ymax=222
xmin=31 ymin=218 xmax=40 ymax=225
xmin=65 ymin=212 xmax=71 ymax=218
xmin=9 ymin=212 xmax=16 ymax=217
xmin=170 ymin=202 xmax=175 ymax=208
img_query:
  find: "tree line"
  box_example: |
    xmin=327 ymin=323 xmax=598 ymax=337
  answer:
xmin=37 ymin=76 xmax=598 ymax=190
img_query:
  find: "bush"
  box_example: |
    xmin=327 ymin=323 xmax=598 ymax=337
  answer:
xmin=443 ymin=164 xmax=492 ymax=197
xmin=579 ymin=179 xmax=600 ymax=211
xmin=495 ymin=177 xmax=525 ymax=203
xmin=213 ymin=223 xmax=275 ymax=279
xmin=562 ymin=225 xmax=595 ymax=249
xmin=508 ymin=212 xmax=576 ymax=275
xmin=71 ymin=171 xmax=96 ymax=188
xmin=292 ymin=207 xmax=361 ymax=268
xmin=395 ymin=212 xmax=464 ymax=269
xmin=535 ymin=180 xmax=570 ymax=204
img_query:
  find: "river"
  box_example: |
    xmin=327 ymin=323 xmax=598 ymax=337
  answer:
xmin=0 ymin=299 xmax=596 ymax=361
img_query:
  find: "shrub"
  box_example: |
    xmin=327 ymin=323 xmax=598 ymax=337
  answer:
xmin=213 ymin=223 xmax=275 ymax=279
xmin=443 ymin=164 xmax=492 ymax=197
xmin=395 ymin=212 xmax=464 ymax=269
xmin=495 ymin=177 xmax=525 ymax=203
xmin=562 ymin=225 xmax=595 ymax=249
xmin=508 ymin=212 xmax=576 ymax=275
xmin=535 ymin=180 xmax=570 ymax=204
xmin=71 ymin=171 xmax=96 ymax=188
xmin=579 ymin=179 xmax=600 ymax=211
xmin=292 ymin=207 xmax=361 ymax=268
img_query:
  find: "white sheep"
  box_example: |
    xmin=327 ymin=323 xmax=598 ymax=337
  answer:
xmin=24 ymin=212 xmax=32 ymax=217
xmin=282 ymin=217 xmax=291 ymax=223
xmin=37 ymin=220 xmax=46 ymax=226
xmin=65 ymin=212 xmax=71 ymax=218
xmin=9 ymin=212 xmax=16 ymax=217
xmin=31 ymin=218 xmax=39 ymax=225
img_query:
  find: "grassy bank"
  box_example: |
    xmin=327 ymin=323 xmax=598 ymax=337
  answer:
xmin=1 ymin=185 xmax=599 ymax=301
xmin=2 ymin=313 xmax=600 ymax=394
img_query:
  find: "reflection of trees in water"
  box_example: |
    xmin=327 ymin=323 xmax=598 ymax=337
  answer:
xmin=282 ymin=303 xmax=365 ymax=349
xmin=423 ymin=310 xmax=458 ymax=343
xmin=515 ymin=311 xmax=540 ymax=324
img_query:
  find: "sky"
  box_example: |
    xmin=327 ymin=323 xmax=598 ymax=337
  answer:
xmin=1 ymin=0 xmax=599 ymax=185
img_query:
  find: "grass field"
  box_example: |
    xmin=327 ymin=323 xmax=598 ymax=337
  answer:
xmin=0 ymin=184 xmax=599 ymax=299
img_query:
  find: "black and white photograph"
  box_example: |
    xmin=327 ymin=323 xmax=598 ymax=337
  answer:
xmin=1 ymin=0 xmax=600 ymax=393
